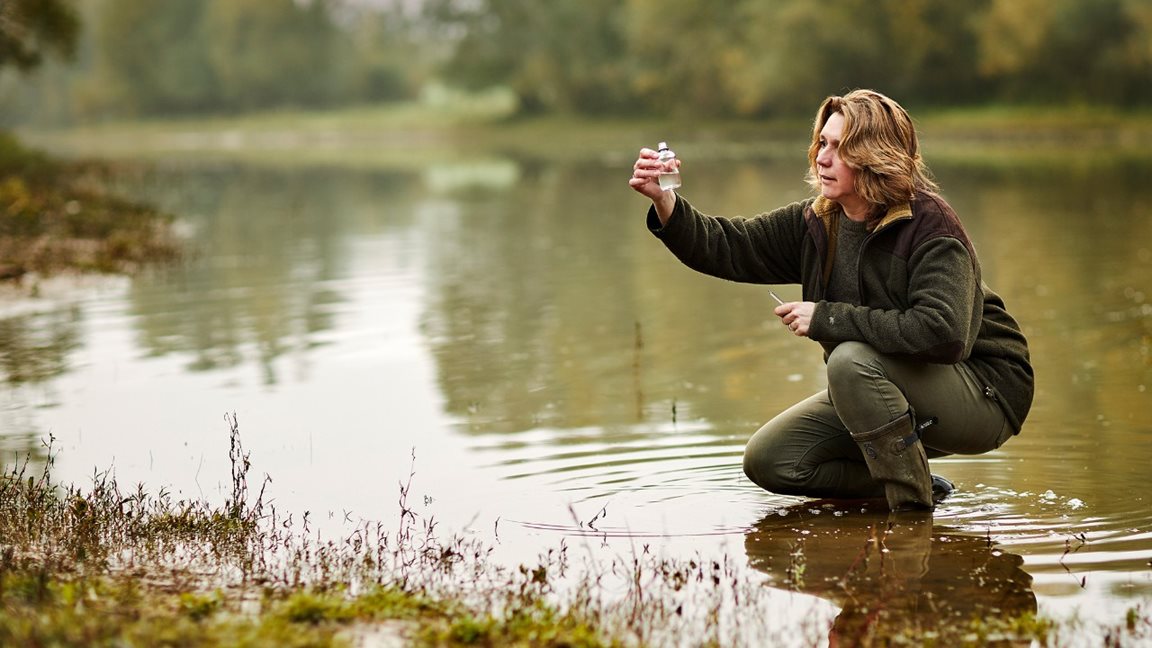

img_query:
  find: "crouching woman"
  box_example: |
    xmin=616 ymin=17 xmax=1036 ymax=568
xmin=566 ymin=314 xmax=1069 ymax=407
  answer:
xmin=628 ymin=89 xmax=1034 ymax=510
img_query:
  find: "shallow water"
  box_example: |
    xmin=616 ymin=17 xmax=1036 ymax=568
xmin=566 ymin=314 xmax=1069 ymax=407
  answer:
xmin=3 ymin=135 xmax=1152 ymax=636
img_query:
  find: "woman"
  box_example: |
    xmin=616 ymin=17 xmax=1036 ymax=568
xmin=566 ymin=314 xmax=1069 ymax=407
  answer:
xmin=628 ymin=89 xmax=1033 ymax=510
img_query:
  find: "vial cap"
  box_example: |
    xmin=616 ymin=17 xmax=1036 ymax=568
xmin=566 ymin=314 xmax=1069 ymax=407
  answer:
xmin=657 ymin=141 xmax=669 ymax=151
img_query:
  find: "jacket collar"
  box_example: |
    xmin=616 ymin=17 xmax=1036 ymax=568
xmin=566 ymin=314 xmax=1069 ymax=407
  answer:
xmin=811 ymin=196 xmax=913 ymax=234
xmin=876 ymin=201 xmax=913 ymax=231
xmin=805 ymin=196 xmax=916 ymax=295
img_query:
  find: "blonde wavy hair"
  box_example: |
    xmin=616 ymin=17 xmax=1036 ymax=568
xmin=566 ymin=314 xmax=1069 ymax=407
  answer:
xmin=805 ymin=89 xmax=938 ymax=215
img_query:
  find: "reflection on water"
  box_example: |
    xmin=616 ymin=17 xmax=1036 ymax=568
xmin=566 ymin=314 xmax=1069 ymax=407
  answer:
xmin=0 ymin=306 xmax=82 ymax=385
xmin=1 ymin=140 xmax=1150 ymax=628
xmin=746 ymin=501 xmax=1036 ymax=645
xmin=121 ymin=165 xmax=415 ymax=382
xmin=0 ymin=306 xmax=81 ymax=461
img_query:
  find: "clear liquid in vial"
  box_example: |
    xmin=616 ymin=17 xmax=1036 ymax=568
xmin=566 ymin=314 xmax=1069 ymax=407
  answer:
xmin=657 ymin=142 xmax=681 ymax=191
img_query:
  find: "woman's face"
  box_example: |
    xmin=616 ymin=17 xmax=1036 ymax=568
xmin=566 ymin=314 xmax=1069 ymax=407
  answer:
xmin=815 ymin=112 xmax=866 ymax=218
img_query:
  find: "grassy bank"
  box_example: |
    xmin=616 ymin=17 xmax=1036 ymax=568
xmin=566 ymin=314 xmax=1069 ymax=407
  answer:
xmin=0 ymin=131 xmax=180 ymax=286
xmin=1 ymin=418 xmax=607 ymax=647
xmin=17 ymin=102 xmax=1152 ymax=170
xmin=3 ymin=416 xmax=1150 ymax=647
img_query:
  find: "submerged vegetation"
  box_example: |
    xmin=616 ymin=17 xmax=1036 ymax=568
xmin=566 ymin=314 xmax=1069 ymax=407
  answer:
xmin=0 ymin=417 xmax=617 ymax=646
xmin=0 ymin=131 xmax=180 ymax=284
xmin=2 ymin=415 xmax=1150 ymax=646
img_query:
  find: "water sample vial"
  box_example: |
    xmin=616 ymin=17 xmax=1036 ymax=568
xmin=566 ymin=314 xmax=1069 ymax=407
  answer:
xmin=657 ymin=142 xmax=681 ymax=191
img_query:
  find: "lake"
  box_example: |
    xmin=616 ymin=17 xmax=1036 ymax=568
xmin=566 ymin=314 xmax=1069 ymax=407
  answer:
xmin=5 ymin=123 xmax=1152 ymax=640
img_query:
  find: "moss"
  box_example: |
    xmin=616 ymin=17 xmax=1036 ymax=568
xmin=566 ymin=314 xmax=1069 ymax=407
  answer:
xmin=0 ymin=573 xmax=346 ymax=647
xmin=420 ymin=599 xmax=610 ymax=647
xmin=179 ymin=590 xmax=225 ymax=621
xmin=352 ymin=584 xmax=447 ymax=620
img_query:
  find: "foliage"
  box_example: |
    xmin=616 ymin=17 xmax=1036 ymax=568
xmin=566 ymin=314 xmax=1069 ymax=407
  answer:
xmin=202 ymin=0 xmax=349 ymax=111
xmin=426 ymin=0 xmax=631 ymax=115
xmin=84 ymin=0 xmax=357 ymax=115
xmin=427 ymin=0 xmax=1152 ymax=116
xmin=88 ymin=0 xmax=218 ymax=115
xmin=5 ymin=0 xmax=1152 ymax=124
xmin=975 ymin=0 xmax=1152 ymax=104
xmin=0 ymin=131 xmax=180 ymax=279
xmin=1 ymin=0 xmax=436 ymax=125
xmin=0 ymin=0 xmax=79 ymax=71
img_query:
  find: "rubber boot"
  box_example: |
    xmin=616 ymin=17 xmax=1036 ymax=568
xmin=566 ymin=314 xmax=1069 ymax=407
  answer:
xmin=931 ymin=474 xmax=955 ymax=504
xmin=851 ymin=410 xmax=933 ymax=511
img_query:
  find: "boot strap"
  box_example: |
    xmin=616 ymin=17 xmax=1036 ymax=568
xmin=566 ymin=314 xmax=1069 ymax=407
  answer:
xmin=895 ymin=416 xmax=938 ymax=452
xmin=893 ymin=431 xmax=919 ymax=453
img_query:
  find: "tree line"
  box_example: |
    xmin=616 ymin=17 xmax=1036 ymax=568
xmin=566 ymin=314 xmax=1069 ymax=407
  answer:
xmin=3 ymin=0 xmax=1151 ymax=126
xmin=429 ymin=0 xmax=1152 ymax=116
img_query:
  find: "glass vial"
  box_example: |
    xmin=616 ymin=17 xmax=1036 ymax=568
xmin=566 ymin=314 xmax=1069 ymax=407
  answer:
xmin=657 ymin=141 xmax=681 ymax=191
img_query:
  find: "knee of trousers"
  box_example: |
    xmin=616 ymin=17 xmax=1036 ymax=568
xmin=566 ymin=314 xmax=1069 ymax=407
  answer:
xmin=742 ymin=446 xmax=809 ymax=497
xmin=826 ymin=341 xmax=884 ymax=397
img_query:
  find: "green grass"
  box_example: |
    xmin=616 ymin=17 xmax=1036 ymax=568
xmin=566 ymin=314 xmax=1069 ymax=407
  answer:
xmin=0 ymin=418 xmax=621 ymax=646
xmin=915 ymin=102 xmax=1152 ymax=129
xmin=3 ymin=416 xmax=1151 ymax=646
xmin=19 ymin=100 xmax=1152 ymax=176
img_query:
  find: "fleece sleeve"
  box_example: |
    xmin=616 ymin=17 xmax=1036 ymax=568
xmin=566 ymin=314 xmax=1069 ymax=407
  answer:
xmin=646 ymin=195 xmax=808 ymax=286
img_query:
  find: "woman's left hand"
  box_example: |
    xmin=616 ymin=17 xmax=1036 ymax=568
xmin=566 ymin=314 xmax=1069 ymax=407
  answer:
xmin=775 ymin=301 xmax=815 ymax=337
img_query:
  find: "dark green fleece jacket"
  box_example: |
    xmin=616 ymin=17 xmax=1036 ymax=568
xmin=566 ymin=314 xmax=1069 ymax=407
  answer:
xmin=647 ymin=192 xmax=1034 ymax=433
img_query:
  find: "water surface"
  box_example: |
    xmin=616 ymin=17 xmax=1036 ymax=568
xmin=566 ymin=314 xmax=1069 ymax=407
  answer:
xmin=3 ymin=132 xmax=1151 ymax=636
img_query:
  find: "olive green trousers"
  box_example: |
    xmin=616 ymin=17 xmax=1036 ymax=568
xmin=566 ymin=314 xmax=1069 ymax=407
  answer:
xmin=742 ymin=341 xmax=1014 ymax=499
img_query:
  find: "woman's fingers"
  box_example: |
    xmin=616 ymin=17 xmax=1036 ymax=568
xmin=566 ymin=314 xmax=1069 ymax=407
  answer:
xmin=629 ymin=147 xmax=681 ymax=212
xmin=630 ymin=149 xmax=667 ymax=198
xmin=774 ymin=302 xmax=812 ymax=337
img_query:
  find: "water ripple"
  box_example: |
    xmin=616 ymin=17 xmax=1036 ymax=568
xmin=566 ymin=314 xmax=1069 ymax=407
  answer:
xmin=472 ymin=425 xmax=1152 ymax=592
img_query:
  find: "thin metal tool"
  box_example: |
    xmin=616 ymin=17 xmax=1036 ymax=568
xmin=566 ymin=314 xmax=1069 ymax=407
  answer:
xmin=768 ymin=289 xmax=784 ymax=306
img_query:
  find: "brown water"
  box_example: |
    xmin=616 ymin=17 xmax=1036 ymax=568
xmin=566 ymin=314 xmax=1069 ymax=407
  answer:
xmin=3 ymin=133 xmax=1151 ymax=637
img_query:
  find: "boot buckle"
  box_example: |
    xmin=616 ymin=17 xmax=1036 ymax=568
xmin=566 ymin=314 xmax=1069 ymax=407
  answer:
xmin=893 ymin=432 xmax=919 ymax=453
xmin=894 ymin=417 xmax=937 ymax=453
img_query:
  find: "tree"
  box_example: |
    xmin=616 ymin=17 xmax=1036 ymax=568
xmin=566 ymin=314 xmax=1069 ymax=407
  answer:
xmin=94 ymin=0 xmax=218 ymax=114
xmin=0 ymin=0 xmax=80 ymax=71
xmin=428 ymin=0 xmax=632 ymax=114
xmin=975 ymin=0 xmax=1152 ymax=105
xmin=86 ymin=0 xmax=359 ymax=115
xmin=203 ymin=0 xmax=351 ymax=110
xmin=625 ymin=0 xmax=747 ymax=117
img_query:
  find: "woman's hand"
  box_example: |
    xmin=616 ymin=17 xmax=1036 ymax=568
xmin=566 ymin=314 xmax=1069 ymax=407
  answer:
xmin=775 ymin=301 xmax=815 ymax=337
xmin=629 ymin=147 xmax=678 ymax=225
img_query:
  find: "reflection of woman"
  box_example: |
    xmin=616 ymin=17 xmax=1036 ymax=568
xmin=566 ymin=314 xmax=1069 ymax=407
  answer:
xmin=744 ymin=504 xmax=1037 ymax=644
xmin=629 ymin=90 xmax=1033 ymax=510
